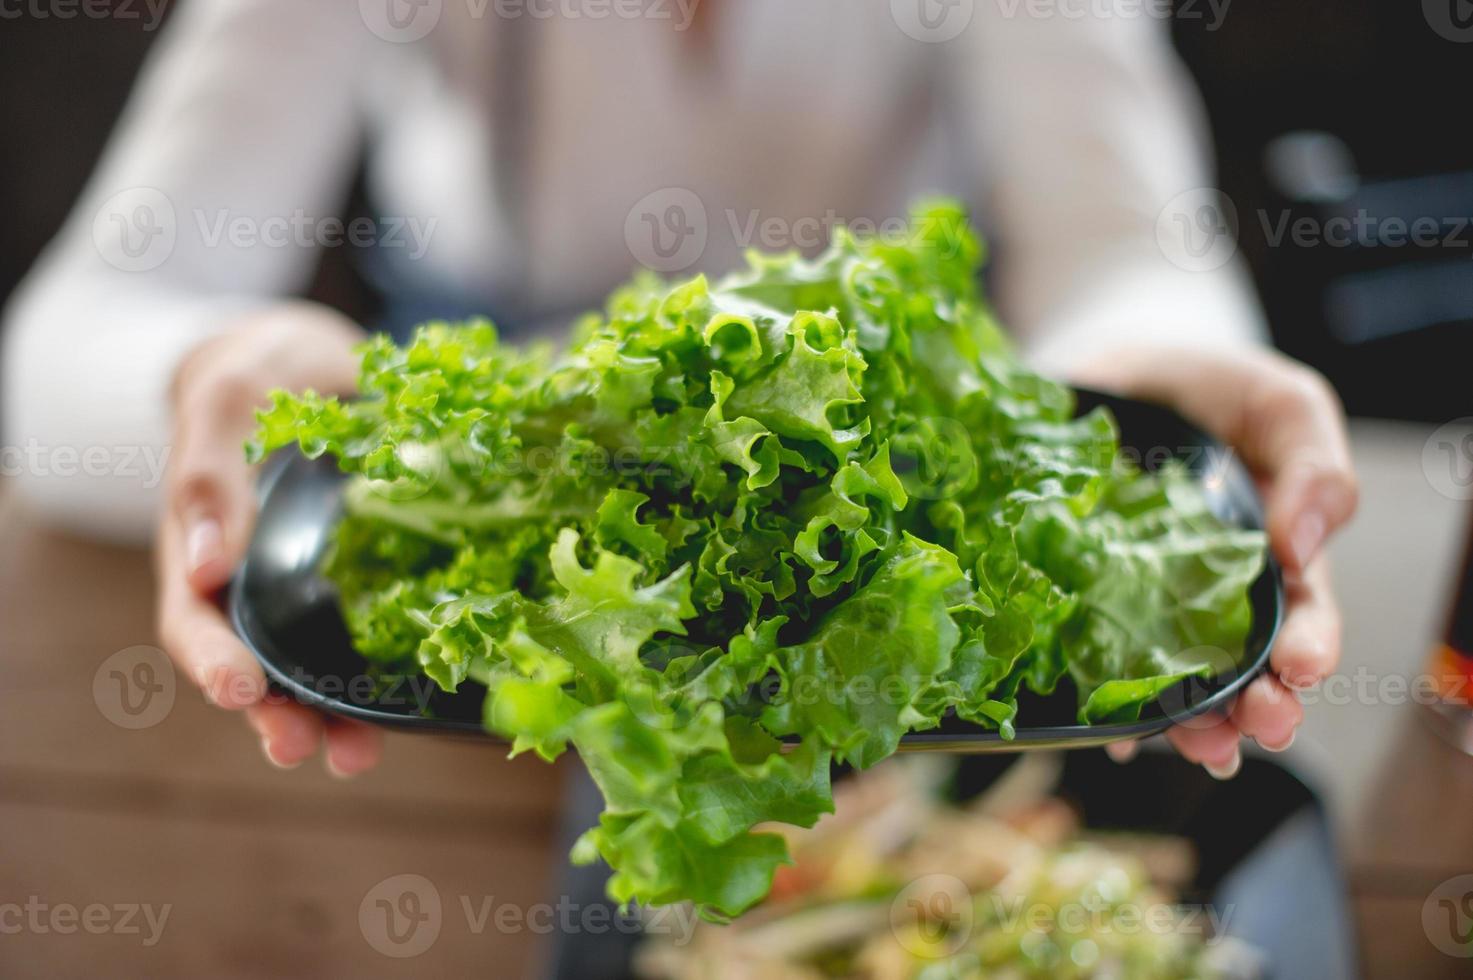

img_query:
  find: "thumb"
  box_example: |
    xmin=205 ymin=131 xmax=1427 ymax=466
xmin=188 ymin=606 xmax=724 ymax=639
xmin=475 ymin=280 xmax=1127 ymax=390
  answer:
xmin=169 ymin=449 xmax=256 ymax=594
xmin=1266 ymin=453 xmax=1358 ymax=573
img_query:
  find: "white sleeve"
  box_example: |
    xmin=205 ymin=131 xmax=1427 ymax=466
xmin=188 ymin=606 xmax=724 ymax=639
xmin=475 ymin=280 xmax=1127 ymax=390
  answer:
xmin=951 ymin=6 xmax=1267 ymax=374
xmin=1 ymin=0 xmax=373 ymax=542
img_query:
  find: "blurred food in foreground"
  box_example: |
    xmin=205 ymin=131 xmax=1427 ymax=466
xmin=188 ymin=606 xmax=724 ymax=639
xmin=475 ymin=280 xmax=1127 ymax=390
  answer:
xmin=636 ymin=757 xmax=1262 ymax=980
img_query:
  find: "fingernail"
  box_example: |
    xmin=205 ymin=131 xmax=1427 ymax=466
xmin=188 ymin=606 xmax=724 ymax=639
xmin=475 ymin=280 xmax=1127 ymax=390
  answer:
xmin=199 ymin=662 xmax=227 ymax=706
xmin=1205 ymin=747 xmax=1242 ymax=781
xmin=1106 ymin=740 xmax=1139 ymax=764
xmin=196 ymin=660 xmax=258 ymax=710
xmin=186 ymin=517 xmax=224 ymax=575
xmin=325 ymin=754 xmax=355 ymax=780
xmin=1282 ymin=669 xmax=1318 ymax=691
xmin=1259 ymin=731 xmax=1295 ymax=753
xmin=196 ymin=661 xmax=226 ymax=706
xmin=1289 ymin=511 xmax=1326 ymax=568
xmin=263 ymin=739 xmax=301 ymax=770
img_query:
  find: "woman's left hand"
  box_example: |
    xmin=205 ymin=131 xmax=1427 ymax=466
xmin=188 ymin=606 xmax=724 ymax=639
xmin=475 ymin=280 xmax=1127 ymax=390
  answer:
xmin=1070 ymin=345 xmax=1359 ymax=778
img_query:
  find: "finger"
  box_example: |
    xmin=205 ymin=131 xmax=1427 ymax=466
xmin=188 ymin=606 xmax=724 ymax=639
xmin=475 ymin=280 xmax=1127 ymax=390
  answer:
xmin=1228 ymin=675 xmax=1302 ymax=751
xmin=245 ymin=699 xmax=326 ymax=769
xmin=1070 ymin=348 xmax=1358 ymax=571
xmin=324 ymin=720 xmax=385 ymax=778
xmin=156 ymin=519 xmax=265 ymax=709
xmin=1244 ymin=368 xmax=1357 ymax=571
xmin=1167 ymin=714 xmax=1241 ymax=779
xmin=1272 ymin=559 xmax=1341 ymax=689
xmin=168 ymin=441 xmax=257 ymax=594
xmin=1104 ymin=739 xmax=1139 ymax=764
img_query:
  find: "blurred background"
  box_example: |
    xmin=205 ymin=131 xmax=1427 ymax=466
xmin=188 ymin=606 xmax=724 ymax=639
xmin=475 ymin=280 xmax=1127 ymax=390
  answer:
xmin=2 ymin=1 xmax=1472 ymax=977
xmin=5 ymin=0 xmax=1472 ymax=418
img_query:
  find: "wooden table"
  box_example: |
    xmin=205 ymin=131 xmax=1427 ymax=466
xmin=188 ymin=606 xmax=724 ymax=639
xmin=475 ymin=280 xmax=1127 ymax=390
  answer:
xmin=2 ymin=417 xmax=1472 ymax=978
xmin=0 ymin=490 xmax=568 ymax=977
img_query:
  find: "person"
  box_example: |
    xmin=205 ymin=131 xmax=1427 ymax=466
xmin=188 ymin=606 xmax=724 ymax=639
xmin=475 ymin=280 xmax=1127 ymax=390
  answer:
xmin=2 ymin=0 xmax=1356 ymax=779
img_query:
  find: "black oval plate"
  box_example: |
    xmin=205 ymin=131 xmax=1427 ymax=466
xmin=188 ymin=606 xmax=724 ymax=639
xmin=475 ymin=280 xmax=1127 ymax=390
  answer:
xmin=229 ymin=389 xmax=1284 ymax=751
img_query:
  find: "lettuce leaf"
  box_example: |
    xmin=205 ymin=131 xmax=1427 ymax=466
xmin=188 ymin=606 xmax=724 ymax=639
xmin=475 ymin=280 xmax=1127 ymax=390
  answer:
xmin=249 ymin=201 xmax=1265 ymax=917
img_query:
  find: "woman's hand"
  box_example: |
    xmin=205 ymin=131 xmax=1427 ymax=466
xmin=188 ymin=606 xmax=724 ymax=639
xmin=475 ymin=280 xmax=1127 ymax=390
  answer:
xmin=1070 ymin=346 xmax=1359 ymax=778
xmin=155 ymin=304 xmax=384 ymax=776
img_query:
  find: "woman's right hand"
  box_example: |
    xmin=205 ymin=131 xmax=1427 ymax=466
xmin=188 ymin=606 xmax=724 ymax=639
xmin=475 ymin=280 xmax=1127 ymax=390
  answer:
xmin=155 ymin=303 xmax=384 ymax=776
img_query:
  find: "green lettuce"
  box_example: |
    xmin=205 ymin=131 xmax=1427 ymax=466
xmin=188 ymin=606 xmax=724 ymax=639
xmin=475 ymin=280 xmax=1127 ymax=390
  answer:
xmin=248 ymin=201 xmax=1265 ymax=917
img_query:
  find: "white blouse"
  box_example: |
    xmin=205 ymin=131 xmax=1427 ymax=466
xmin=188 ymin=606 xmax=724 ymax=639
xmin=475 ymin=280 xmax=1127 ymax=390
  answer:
xmin=1 ymin=0 xmax=1264 ymax=542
